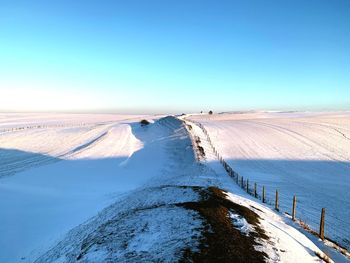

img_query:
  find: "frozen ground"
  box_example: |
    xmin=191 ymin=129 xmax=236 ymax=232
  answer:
xmin=189 ymin=111 xmax=350 ymax=251
xmin=0 ymin=113 xmax=346 ymax=262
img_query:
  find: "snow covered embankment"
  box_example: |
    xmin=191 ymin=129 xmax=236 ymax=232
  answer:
xmin=34 ymin=116 xmax=330 ymax=262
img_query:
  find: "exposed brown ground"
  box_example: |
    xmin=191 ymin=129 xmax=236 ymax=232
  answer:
xmin=179 ymin=186 xmax=269 ymax=263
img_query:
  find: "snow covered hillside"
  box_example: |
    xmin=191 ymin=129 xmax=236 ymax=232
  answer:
xmin=0 ymin=113 xmax=346 ymax=262
xmin=189 ymin=111 xmax=350 ymax=252
xmin=0 ymin=113 xmax=146 ymax=177
xmin=0 ymin=114 xmax=150 ymax=262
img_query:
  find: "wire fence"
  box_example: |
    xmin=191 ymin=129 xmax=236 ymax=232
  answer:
xmin=188 ymin=119 xmax=350 ymax=254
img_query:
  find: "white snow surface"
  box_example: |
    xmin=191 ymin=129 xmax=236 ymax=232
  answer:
xmin=229 ymin=212 xmax=252 ymax=236
xmin=226 ymin=191 xmax=326 ymax=263
xmin=0 ymin=114 xmax=152 ymax=262
xmin=189 ymin=111 xmax=350 ymax=253
xmin=183 ymin=116 xmax=346 ymax=262
xmin=0 ymin=112 xmax=346 ymax=262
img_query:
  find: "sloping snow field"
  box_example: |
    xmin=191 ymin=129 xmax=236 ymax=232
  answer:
xmin=0 ymin=114 xmax=150 ymax=262
xmin=0 ymin=113 xmax=347 ymax=262
xmin=189 ymin=111 xmax=350 ymax=252
xmin=0 ymin=113 xmax=146 ymax=177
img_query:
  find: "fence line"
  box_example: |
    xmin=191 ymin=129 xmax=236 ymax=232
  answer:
xmin=186 ymin=119 xmax=350 ymax=254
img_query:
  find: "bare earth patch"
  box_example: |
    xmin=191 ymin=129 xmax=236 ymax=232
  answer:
xmin=179 ymin=186 xmax=269 ymax=263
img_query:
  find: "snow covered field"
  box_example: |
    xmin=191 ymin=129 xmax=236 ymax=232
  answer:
xmin=0 ymin=113 xmax=152 ymax=262
xmin=0 ymin=113 xmax=347 ymax=262
xmin=0 ymin=113 xmax=147 ymax=177
xmin=189 ymin=111 xmax=350 ymax=251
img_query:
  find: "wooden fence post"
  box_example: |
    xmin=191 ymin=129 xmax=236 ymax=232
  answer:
xmin=275 ymin=190 xmax=279 ymax=211
xmin=254 ymin=183 xmax=257 ymax=198
xmin=292 ymin=195 xmax=296 ymax=221
xmin=246 ymin=179 xmax=249 ymax=193
xmin=262 ymin=186 xmax=265 ymax=203
xmin=319 ymin=208 xmax=325 ymax=240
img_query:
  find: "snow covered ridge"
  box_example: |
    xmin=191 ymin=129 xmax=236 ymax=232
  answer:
xmin=34 ymin=185 xmax=330 ymax=263
xmin=0 ymin=114 xmax=345 ymax=262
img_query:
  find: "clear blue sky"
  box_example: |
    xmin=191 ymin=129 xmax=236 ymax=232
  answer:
xmin=0 ymin=0 xmax=349 ymax=113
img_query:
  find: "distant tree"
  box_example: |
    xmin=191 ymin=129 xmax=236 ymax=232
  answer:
xmin=140 ymin=119 xmax=150 ymax=126
xmin=208 ymin=110 xmax=213 ymax=115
